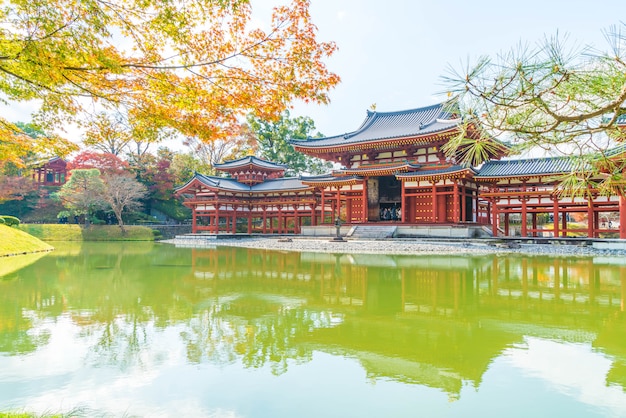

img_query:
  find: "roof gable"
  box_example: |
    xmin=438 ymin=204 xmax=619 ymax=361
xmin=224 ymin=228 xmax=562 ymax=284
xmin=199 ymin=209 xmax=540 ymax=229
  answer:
xmin=291 ymin=102 xmax=460 ymax=149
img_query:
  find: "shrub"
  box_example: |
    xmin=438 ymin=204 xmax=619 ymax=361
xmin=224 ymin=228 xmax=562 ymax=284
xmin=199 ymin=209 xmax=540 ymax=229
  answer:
xmin=0 ymin=217 xmax=5 ymax=225
xmin=0 ymin=215 xmax=21 ymax=226
xmin=90 ymin=217 xmax=106 ymax=225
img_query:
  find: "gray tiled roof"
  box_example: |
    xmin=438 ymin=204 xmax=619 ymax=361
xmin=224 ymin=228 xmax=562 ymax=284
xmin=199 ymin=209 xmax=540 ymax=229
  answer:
xmin=396 ymin=165 xmax=475 ymax=178
xmin=290 ymin=103 xmax=459 ymax=149
xmin=604 ymin=144 xmax=626 ymax=158
xmin=476 ymin=157 xmax=582 ymax=178
xmin=29 ymin=156 xmax=67 ymax=168
xmin=250 ymin=177 xmax=311 ymax=192
xmin=213 ymin=156 xmax=287 ymax=171
xmin=177 ymin=173 xmax=310 ymax=193
xmin=300 ymin=174 xmax=362 ymax=184
xmin=197 ymin=173 xmax=250 ymax=191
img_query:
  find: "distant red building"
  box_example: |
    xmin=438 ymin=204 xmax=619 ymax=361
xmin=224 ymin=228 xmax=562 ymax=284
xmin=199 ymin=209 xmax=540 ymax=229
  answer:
xmin=32 ymin=157 xmax=67 ymax=187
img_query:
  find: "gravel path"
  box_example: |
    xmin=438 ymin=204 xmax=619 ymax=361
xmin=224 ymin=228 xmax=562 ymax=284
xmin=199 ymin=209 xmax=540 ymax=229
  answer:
xmin=163 ymin=236 xmax=626 ymax=257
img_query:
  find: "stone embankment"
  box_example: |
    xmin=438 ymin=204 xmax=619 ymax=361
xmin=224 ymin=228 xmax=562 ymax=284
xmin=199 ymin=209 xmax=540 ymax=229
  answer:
xmin=163 ymin=236 xmax=626 ymax=257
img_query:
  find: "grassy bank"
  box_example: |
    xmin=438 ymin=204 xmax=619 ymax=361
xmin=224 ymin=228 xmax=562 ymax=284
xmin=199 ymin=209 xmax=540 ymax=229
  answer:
xmin=18 ymin=224 xmax=156 ymax=242
xmin=0 ymin=224 xmax=54 ymax=257
xmin=0 ymin=409 xmax=86 ymax=418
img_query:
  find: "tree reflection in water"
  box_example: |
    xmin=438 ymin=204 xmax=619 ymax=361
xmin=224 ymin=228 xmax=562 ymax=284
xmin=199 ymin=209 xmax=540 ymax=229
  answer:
xmin=1 ymin=242 xmax=625 ymax=396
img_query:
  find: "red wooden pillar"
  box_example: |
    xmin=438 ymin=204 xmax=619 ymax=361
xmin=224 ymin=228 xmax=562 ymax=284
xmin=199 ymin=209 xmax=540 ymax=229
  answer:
xmin=321 ymin=189 xmax=326 ymax=224
xmin=192 ymin=207 xmax=197 ymax=233
xmin=459 ymin=180 xmax=467 ymax=222
xmin=336 ymin=186 xmax=342 ymax=220
xmin=431 ymin=182 xmax=438 ymax=223
xmin=521 ymin=198 xmax=528 ymax=237
xmin=362 ymin=180 xmax=368 ymax=223
xmin=619 ymin=195 xmax=626 ymax=239
xmin=561 ymin=209 xmax=567 ymax=237
xmin=532 ymin=213 xmax=537 ymax=237
xmin=277 ymin=205 xmax=282 ymax=234
xmin=262 ymin=206 xmax=267 ymax=233
xmin=521 ymin=181 xmax=527 ymax=237
xmin=587 ymin=195 xmax=596 ymax=238
xmin=247 ymin=208 xmax=252 ymax=234
xmin=453 ymin=181 xmax=460 ymax=223
xmin=346 ymin=197 xmax=352 ymax=223
xmin=552 ymin=198 xmax=560 ymax=238
xmin=400 ymin=180 xmax=406 ymax=223
xmin=215 ymin=205 xmax=221 ymax=233
xmin=491 ymin=199 xmax=499 ymax=237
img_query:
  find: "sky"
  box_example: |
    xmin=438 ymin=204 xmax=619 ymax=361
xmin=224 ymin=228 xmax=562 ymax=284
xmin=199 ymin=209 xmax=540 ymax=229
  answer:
xmin=289 ymin=0 xmax=626 ymax=137
xmin=2 ymin=0 xmax=625 ymax=149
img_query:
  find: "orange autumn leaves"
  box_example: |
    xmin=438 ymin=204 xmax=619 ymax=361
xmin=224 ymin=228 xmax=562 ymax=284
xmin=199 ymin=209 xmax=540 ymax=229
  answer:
xmin=0 ymin=0 xmax=340 ymax=163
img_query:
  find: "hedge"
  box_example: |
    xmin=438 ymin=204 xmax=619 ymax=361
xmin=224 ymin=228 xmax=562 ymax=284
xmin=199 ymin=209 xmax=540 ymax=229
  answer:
xmin=0 ymin=215 xmax=20 ymax=226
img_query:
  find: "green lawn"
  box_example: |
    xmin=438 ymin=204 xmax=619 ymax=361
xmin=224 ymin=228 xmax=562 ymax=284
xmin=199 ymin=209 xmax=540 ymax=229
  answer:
xmin=0 ymin=224 xmax=53 ymax=257
xmin=18 ymin=224 xmax=156 ymax=241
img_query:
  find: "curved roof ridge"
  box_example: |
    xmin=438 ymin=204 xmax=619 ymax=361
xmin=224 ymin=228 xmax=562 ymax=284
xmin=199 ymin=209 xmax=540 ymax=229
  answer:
xmin=291 ymin=102 xmax=462 ymax=149
xmin=348 ymin=102 xmax=445 ymax=136
xmin=487 ymin=155 xmax=574 ymax=164
xmin=213 ymin=155 xmax=288 ymax=170
xmin=365 ymin=102 xmax=444 ymax=118
xmin=300 ymin=173 xmax=335 ymax=180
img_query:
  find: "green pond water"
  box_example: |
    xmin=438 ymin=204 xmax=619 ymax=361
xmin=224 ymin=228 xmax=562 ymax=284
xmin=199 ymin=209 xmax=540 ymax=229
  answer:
xmin=0 ymin=242 xmax=625 ymax=418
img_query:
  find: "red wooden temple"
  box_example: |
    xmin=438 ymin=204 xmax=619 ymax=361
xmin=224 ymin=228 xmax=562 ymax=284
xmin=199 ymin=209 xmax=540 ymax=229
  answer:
xmin=176 ymin=156 xmax=319 ymax=234
xmin=31 ymin=157 xmax=68 ymax=187
xmin=177 ymin=103 xmax=626 ymax=239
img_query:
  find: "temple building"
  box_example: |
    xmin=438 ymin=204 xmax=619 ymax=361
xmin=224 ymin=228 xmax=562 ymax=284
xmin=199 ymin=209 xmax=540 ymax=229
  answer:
xmin=31 ymin=157 xmax=67 ymax=187
xmin=177 ymin=103 xmax=626 ymax=239
xmin=291 ymin=102 xmax=505 ymax=225
xmin=176 ymin=156 xmax=319 ymax=234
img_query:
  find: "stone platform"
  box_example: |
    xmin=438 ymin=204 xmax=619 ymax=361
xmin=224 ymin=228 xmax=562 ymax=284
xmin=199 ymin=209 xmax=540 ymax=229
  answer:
xmin=300 ymin=224 xmax=492 ymax=239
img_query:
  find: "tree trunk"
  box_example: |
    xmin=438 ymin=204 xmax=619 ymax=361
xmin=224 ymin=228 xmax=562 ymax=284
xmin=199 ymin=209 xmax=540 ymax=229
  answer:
xmin=114 ymin=210 xmax=126 ymax=233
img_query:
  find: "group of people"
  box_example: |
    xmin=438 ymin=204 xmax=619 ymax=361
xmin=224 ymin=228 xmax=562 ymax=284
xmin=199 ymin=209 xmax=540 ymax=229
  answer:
xmin=380 ymin=206 xmax=401 ymax=221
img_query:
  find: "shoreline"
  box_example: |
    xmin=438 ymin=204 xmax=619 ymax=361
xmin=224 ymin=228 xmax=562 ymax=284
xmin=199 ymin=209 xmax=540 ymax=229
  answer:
xmin=162 ymin=236 xmax=626 ymax=258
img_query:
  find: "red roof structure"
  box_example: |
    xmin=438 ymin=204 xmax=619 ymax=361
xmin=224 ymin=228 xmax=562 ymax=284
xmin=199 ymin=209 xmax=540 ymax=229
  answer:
xmin=178 ymin=103 xmax=626 ymax=239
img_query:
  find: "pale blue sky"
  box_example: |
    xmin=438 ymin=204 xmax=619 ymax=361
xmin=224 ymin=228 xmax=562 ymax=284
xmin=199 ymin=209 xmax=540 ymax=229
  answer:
xmin=291 ymin=0 xmax=625 ymax=137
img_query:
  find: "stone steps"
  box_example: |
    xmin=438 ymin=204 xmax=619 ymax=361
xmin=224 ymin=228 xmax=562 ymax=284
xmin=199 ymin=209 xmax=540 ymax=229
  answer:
xmin=347 ymin=225 xmax=398 ymax=239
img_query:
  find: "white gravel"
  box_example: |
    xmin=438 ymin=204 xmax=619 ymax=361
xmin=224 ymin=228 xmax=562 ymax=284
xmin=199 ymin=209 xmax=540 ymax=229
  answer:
xmin=163 ymin=236 xmax=626 ymax=257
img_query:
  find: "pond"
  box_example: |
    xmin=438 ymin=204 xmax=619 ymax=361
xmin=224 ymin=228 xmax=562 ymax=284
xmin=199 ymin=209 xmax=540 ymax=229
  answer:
xmin=0 ymin=242 xmax=625 ymax=417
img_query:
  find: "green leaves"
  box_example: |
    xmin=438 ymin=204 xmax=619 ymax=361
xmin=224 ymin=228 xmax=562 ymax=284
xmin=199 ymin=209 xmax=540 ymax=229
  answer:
xmin=247 ymin=110 xmax=332 ymax=176
xmin=443 ymin=23 xmax=626 ymax=197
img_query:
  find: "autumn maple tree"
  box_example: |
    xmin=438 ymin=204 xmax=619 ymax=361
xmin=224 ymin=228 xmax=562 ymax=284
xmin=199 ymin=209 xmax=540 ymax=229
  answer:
xmin=69 ymin=151 xmax=129 ymax=175
xmin=0 ymin=0 xmax=340 ymax=164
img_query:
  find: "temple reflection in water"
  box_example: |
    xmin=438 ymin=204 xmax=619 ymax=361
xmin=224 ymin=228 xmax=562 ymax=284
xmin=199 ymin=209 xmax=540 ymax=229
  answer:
xmin=1 ymin=243 xmax=625 ymax=400
xmin=184 ymin=245 xmax=626 ymax=396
